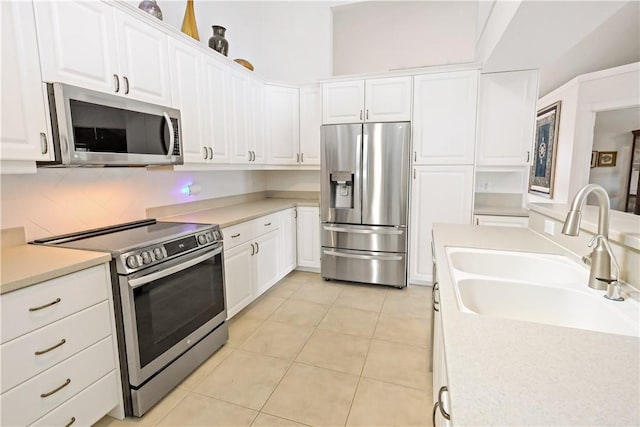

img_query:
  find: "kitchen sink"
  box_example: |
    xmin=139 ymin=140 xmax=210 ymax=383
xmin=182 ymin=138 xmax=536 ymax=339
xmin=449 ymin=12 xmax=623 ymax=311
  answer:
xmin=446 ymin=247 xmax=640 ymax=337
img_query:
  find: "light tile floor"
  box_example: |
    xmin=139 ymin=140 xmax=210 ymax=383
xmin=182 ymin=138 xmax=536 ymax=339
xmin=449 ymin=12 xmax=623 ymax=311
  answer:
xmin=95 ymin=271 xmax=434 ymax=427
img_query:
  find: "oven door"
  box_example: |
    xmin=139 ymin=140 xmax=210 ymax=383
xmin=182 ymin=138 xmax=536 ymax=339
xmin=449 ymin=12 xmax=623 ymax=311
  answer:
xmin=119 ymin=244 xmax=226 ymax=387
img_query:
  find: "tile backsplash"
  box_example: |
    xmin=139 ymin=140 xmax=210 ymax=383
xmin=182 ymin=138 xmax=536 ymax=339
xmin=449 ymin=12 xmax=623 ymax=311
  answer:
xmin=1 ymin=168 xmax=267 ymax=241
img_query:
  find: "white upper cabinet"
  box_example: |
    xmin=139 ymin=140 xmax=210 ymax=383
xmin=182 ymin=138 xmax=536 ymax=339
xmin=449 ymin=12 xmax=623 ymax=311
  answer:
xmin=1 ymin=1 xmax=53 ymax=164
xmin=113 ymin=11 xmax=172 ymax=105
xmin=322 ymin=76 xmax=411 ymax=124
xmin=322 ymin=80 xmax=364 ymax=124
xmin=299 ymin=85 xmax=322 ymax=165
xmin=413 ymin=70 xmax=479 ymax=165
xmin=34 ymin=1 xmax=171 ymax=105
xmin=364 ymin=76 xmax=412 ymax=122
xmin=168 ymin=39 xmax=204 ymax=164
xmin=229 ymin=71 xmax=251 ymax=163
xmin=202 ymin=56 xmax=230 ymax=163
xmin=249 ymin=80 xmax=266 ymax=164
xmin=476 ymin=70 xmax=538 ymax=166
xmin=266 ymin=85 xmax=300 ymax=165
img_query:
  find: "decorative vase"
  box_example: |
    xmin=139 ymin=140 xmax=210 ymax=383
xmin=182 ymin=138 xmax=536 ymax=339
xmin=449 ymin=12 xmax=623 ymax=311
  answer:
xmin=138 ymin=0 xmax=163 ymax=20
xmin=208 ymin=26 xmax=229 ymax=56
xmin=181 ymin=0 xmax=199 ymax=41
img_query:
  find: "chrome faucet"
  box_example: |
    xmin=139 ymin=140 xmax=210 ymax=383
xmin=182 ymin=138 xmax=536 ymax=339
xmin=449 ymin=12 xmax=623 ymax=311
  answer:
xmin=562 ymin=184 xmax=619 ymax=292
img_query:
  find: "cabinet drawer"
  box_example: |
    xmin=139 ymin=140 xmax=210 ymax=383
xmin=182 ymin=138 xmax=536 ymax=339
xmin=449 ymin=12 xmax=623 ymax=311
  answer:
xmin=222 ymin=221 xmax=254 ymax=250
xmin=1 ymin=264 xmax=110 ymax=344
xmin=253 ymin=213 xmax=279 ymax=236
xmin=1 ymin=302 xmax=112 ymax=393
xmin=31 ymin=370 xmax=119 ymax=427
xmin=0 ymin=337 xmax=115 ymax=426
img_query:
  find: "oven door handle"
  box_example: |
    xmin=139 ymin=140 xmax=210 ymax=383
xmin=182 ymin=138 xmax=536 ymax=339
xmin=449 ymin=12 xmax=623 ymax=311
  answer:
xmin=128 ymin=246 xmax=222 ymax=289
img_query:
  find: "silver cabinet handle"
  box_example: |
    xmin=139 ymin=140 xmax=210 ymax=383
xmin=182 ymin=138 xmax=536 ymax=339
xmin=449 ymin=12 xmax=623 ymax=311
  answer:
xmin=113 ymin=74 xmax=120 ymax=93
xmin=123 ymin=76 xmax=130 ymax=95
xmin=203 ymin=147 xmax=209 ymax=160
xmin=432 ymin=283 xmax=439 ymax=312
xmin=40 ymin=132 xmax=48 ymax=154
xmin=41 ymin=378 xmax=71 ymax=398
xmin=264 ymin=222 xmax=272 ymax=227
xmin=164 ymin=113 xmax=175 ymax=158
xmin=231 ymin=233 xmax=240 ymax=238
xmin=248 ymin=150 xmax=252 ymax=161
xmin=438 ymin=386 xmax=451 ymax=420
xmin=29 ymin=297 xmax=61 ymax=312
xmin=65 ymin=417 xmax=76 ymax=427
xmin=414 ymin=151 xmax=417 ymax=162
xmin=366 ymin=109 xmax=369 ymax=120
xmin=322 ymin=225 xmax=403 ymax=235
xmin=296 ymin=153 xmax=300 ymax=163
xmin=526 ymin=150 xmax=530 ymax=163
xmin=323 ymin=249 xmax=402 ymax=261
xmin=413 ymin=168 xmax=416 ymax=179
xmin=255 ymin=242 xmax=259 ymax=253
xmin=359 ymin=110 xmax=363 ymax=121
xmin=301 ymin=153 xmax=304 ymax=162
xmin=432 ymin=401 xmax=440 ymax=427
xmin=35 ymin=338 xmax=66 ymax=355
xmin=208 ymin=147 xmax=213 ymax=160
xmin=250 ymin=243 xmax=255 ymax=256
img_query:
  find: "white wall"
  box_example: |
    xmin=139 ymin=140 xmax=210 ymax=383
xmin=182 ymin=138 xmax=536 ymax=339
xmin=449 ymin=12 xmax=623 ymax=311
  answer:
xmin=135 ymin=1 xmax=335 ymax=83
xmin=588 ymin=107 xmax=640 ymax=210
xmin=332 ymin=1 xmax=477 ymax=75
xmin=0 ymin=168 xmax=267 ymax=241
xmin=531 ymin=63 xmax=640 ymax=205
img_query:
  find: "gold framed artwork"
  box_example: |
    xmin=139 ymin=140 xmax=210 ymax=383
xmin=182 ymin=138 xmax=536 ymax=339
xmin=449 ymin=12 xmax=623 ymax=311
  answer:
xmin=597 ymin=151 xmax=617 ymax=167
xmin=529 ymin=101 xmax=561 ymax=197
xmin=591 ymin=151 xmax=598 ymax=168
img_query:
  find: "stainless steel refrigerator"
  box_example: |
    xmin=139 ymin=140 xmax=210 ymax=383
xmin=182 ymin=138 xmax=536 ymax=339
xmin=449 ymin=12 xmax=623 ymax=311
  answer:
xmin=320 ymin=122 xmax=410 ymax=288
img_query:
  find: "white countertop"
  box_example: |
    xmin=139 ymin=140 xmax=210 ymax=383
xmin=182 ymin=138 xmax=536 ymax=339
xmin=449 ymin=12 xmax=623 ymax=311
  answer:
xmin=432 ymin=224 xmax=640 ymax=426
xmin=529 ymin=203 xmax=640 ymax=250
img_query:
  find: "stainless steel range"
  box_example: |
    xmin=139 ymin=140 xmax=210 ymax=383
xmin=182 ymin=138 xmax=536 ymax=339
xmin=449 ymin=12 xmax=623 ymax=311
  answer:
xmin=33 ymin=219 xmax=228 ymax=417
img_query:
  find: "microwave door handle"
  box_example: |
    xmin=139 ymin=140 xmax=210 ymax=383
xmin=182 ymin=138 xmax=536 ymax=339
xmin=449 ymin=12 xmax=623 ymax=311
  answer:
xmin=164 ymin=112 xmax=175 ymax=158
xmin=128 ymin=246 xmax=222 ymax=289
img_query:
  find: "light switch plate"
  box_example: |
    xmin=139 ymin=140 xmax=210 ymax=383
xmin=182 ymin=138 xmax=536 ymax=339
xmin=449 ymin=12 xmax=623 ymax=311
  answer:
xmin=544 ymin=219 xmax=555 ymax=235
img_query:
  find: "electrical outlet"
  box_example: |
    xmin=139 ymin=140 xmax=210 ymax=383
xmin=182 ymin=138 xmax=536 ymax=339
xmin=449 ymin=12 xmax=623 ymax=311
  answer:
xmin=544 ymin=219 xmax=555 ymax=235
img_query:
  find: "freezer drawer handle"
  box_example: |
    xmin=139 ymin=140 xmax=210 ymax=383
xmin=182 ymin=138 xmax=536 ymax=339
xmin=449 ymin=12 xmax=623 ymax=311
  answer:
xmin=322 ymin=226 xmax=403 ymax=235
xmin=323 ymin=249 xmax=402 ymax=261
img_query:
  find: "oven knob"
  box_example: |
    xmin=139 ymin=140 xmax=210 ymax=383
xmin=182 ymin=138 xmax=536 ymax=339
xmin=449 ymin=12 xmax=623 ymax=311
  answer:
xmin=205 ymin=232 xmax=213 ymax=242
xmin=197 ymin=234 xmax=207 ymax=245
xmin=141 ymin=251 xmax=152 ymax=264
xmin=153 ymin=248 xmax=164 ymax=259
xmin=126 ymin=255 xmax=139 ymax=269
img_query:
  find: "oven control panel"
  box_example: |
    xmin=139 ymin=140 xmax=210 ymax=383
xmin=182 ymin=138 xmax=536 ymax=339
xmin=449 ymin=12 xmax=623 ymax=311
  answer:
xmin=119 ymin=227 xmax=222 ymax=274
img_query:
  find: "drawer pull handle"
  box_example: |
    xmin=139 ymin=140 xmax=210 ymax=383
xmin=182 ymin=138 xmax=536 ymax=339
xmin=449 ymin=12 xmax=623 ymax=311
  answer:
xmin=264 ymin=222 xmax=271 ymax=226
xmin=35 ymin=338 xmax=66 ymax=355
xmin=29 ymin=297 xmax=61 ymax=312
xmin=231 ymin=233 xmax=240 ymax=238
xmin=65 ymin=417 xmax=76 ymax=427
xmin=41 ymin=378 xmax=71 ymax=398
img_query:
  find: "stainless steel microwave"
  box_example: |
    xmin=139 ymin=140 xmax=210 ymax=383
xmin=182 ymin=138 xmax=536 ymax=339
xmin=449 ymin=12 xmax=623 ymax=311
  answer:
xmin=41 ymin=83 xmax=183 ymax=167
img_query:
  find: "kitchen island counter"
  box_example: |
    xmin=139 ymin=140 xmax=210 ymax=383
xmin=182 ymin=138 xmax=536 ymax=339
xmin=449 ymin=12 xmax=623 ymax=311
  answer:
xmin=432 ymin=224 xmax=639 ymax=426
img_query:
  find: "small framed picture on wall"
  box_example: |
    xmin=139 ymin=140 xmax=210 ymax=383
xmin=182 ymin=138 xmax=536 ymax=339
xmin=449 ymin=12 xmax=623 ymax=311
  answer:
xmin=529 ymin=101 xmax=561 ymax=197
xmin=597 ymin=151 xmax=617 ymax=167
xmin=591 ymin=151 xmax=598 ymax=168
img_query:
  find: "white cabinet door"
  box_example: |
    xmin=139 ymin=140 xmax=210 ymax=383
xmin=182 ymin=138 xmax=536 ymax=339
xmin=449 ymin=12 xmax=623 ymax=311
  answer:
xmin=168 ymin=39 xmax=204 ymax=164
xmin=413 ymin=71 xmax=478 ymax=165
xmin=1 ymin=1 xmax=52 ymax=163
xmin=266 ymin=85 xmax=300 ymax=165
xmin=476 ymin=70 xmax=538 ymax=166
xmin=202 ymin=56 xmax=230 ymax=163
xmin=322 ymin=80 xmax=365 ymax=124
xmin=114 ymin=11 xmax=171 ymax=106
xmin=224 ymin=242 xmax=254 ymax=319
xmin=249 ymin=80 xmax=266 ymax=164
xmin=299 ymin=85 xmax=322 ymax=166
xmin=229 ymin=71 xmax=251 ymax=163
xmin=34 ymin=1 xmax=118 ymax=94
xmin=409 ymin=166 xmax=473 ymax=284
xmin=279 ymin=208 xmax=297 ymax=276
xmin=365 ymin=76 xmax=412 ymax=122
xmin=254 ymin=230 xmax=280 ymax=297
xmin=296 ymin=207 xmax=320 ymax=270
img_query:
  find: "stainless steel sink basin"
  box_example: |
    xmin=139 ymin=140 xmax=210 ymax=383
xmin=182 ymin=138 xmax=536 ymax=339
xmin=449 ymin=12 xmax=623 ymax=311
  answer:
xmin=446 ymin=247 xmax=640 ymax=337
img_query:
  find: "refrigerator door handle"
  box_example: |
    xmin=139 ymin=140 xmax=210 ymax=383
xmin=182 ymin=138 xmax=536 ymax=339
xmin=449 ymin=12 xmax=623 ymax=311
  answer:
xmin=323 ymin=249 xmax=403 ymax=261
xmin=322 ymin=225 xmax=403 ymax=235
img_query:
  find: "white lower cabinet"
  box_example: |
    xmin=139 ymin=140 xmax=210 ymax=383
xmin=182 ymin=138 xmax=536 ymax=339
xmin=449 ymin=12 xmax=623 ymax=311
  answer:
xmin=224 ymin=241 xmax=255 ymax=319
xmin=409 ymin=166 xmax=473 ymax=284
xmin=0 ymin=263 xmax=121 ymax=426
xmin=296 ymin=206 xmax=320 ymax=270
xmin=254 ymin=230 xmax=280 ymax=297
xmin=432 ymin=286 xmax=452 ymax=427
xmin=474 ymin=214 xmax=528 ymax=227
xmin=279 ymin=208 xmax=297 ymax=276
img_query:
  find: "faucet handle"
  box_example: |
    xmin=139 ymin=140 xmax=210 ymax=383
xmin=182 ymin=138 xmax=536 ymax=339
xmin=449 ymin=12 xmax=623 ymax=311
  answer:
xmin=603 ymin=280 xmax=625 ymax=302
